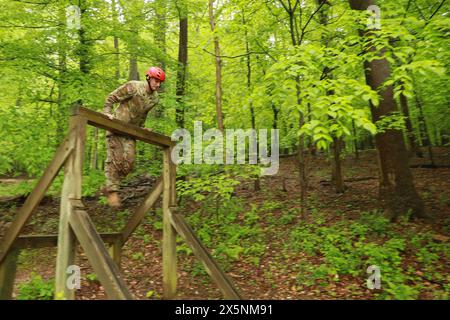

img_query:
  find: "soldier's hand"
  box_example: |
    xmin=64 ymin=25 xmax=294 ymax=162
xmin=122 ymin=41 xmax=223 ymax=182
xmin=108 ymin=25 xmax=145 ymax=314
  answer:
xmin=143 ymin=128 xmax=153 ymax=133
xmin=105 ymin=113 xmax=114 ymax=120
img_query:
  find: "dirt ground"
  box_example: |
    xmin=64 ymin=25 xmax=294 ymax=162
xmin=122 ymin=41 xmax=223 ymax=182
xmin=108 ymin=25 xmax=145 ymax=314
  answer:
xmin=1 ymin=147 xmax=449 ymax=300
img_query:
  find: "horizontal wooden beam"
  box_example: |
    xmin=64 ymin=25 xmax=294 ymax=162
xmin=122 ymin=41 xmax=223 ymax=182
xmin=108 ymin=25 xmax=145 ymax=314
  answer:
xmin=72 ymin=106 xmax=174 ymax=148
xmin=121 ymin=176 xmax=163 ymax=244
xmin=0 ymin=132 xmax=75 ymax=264
xmin=170 ymin=210 xmax=242 ymax=300
xmin=14 ymin=233 xmax=122 ymax=249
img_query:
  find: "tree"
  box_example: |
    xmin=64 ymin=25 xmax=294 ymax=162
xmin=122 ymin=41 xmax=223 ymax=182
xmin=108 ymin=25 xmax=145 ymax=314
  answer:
xmin=208 ymin=0 xmax=224 ymax=131
xmin=175 ymin=0 xmax=188 ymax=128
xmin=348 ymin=0 xmax=425 ymax=220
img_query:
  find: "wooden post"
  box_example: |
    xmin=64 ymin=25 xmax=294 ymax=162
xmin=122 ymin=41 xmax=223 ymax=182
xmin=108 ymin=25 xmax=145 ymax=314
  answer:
xmin=108 ymin=238 xmax=122 ymax=268
xmin=0 ymin=246 xmax=19 ymax=300
xmin=162 ymin=147 xmax=177 ymax=299
xmin=55 ymin=115 xmax=86 ymax=300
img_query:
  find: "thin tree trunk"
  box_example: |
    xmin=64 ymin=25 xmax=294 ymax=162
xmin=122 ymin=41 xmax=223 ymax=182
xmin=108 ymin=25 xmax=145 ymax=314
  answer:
xmin=296 ymin=78 xmax=307 ymax=217
xmin=208 ymin=0 xmax=224 ymax=131
xmin=352 ymin=120 xmax=359 ymax=160
xmin=242 ymin=8 xmax=260 ymax=191
xmin=331 ymin=137 xmax=345 ymax=193
xmin=90 ymin=127 xmax=98 ymax=170
xmin=349 ymin=0 xmax=425 ymax=220
xmin=278 ymin=1 xmax=309 ymax=216
xmin=112 ymin=0 xmax=120 ymax=80
xmin=175 ymin=0 xmax=188 ymax=128
xmin=400 ymin=90 xmax=422 ymax=157
xmin=56 ymin=4 xmax=67 ymax=144
xmin=155 ymin=0 xmax=168 ymax=71
xmin=415 ymin=90 xmax=435 ymax=166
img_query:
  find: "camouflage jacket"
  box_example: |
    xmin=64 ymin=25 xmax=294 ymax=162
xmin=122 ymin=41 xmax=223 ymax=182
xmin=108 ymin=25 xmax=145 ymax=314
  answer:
xmin=103 ymin=81 xmax=159 ymax=127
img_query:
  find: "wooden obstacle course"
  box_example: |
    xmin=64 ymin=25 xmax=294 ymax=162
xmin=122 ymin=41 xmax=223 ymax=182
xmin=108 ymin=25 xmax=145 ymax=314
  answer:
xmin=0 ymin=106 xmax=241 ymax=300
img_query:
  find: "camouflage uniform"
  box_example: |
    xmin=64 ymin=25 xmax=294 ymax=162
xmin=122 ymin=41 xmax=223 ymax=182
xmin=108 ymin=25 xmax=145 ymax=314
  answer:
xmin=103 ymin=81 xmax=159 ymax=192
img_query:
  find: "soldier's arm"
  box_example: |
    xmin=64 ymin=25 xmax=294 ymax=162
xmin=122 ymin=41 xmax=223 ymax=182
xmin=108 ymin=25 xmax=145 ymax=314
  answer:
xmin=103 ymin=82 xmax=137 ymax=116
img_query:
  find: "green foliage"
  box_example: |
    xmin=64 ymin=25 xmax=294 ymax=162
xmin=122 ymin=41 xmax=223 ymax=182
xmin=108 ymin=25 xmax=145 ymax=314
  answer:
xmin=289 ymin=210 xmax=446 ymax=299
xmin=17 ymin=274 xmax=54 ymax=300
xmin=177 ymin=165 xmax=243 ymax=203
xmin=86 ymin=273 xmax=99 ymax=282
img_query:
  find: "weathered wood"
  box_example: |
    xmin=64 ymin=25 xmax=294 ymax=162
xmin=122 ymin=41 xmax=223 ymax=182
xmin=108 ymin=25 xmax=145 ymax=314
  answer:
xmin=55 ymin=116 xmax=86 ymax=300
xmin=170 ymin=211 xmax=242 ymax=300
xmin=15 ymin=233 xmax=122 ymax=249
xmin=0 ymin=246 xmax=19 ymax=300
xmin=72 ymin=106 xmax=174 ymax=148
xmin=121 ymin=176 xmax=163 ymax=243
xmin=69 ymin=209 xmax=133 ymax=300
xmin=0 ymin=131 xmax=75 ymax=264
xmin=108 ymin=238 xmax=122 ymax=269
xmin=162 ymin=147 xmax=177 ymax=299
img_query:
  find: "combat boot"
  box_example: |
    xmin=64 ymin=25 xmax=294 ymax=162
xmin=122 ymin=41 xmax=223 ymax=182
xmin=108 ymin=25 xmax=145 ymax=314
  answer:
xmin=107 ymin=191 xmax=122 ymax=208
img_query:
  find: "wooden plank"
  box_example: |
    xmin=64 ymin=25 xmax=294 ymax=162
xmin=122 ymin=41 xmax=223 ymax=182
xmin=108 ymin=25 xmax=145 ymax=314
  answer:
xmin=0 ymin=246 xmax=19 ymax=300
xmin=69 ymin=209 xmax=133 ymax=300
xmin=170 ymin=211 xmax=242 ymax=300
xmin=72 ymin=106 xmax=174 ymax=148
xmin=15 ymin=233 xmax=122 ymax=249
xmin=162 ymin=148 xmax=177 ymax=299
xmin=55 ymin=116 xmax=86 ymax=300
xmin=121 ymin=176 xmax=163 ymax=243
xmin=0 ymin=131 xmax=75 ymax=264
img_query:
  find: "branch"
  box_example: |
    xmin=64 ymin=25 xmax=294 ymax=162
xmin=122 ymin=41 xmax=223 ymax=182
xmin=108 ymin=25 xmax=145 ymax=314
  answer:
xmin=428 ymin=0 xmax=447 ymax=21
xmin=0 ymin=23 xmax=58 ymax=29
xmin=298 ymin=0 xmax=327 ymax=45
xmin=202 ymin=48 xmax=274 ymax=60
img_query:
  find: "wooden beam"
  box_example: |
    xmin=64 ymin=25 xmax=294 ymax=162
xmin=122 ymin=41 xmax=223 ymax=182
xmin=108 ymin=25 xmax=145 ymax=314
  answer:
xmin=162 ymin=148 xmax=177 ymax=299
xmin=14 ymin=233 xmax=122 ymax=249
xmin=120 ymin=176 xmax=163 ymax=244
xmin=55 ymin=116 xmax=86 ymax=300
xmin=0 ymin=246 xmax=19 ymax=300
xmin=69 ymin=209 xmax=133 ymax=300
xmin=170 ymin=211 xmax=242 ymax=300
xmin=72 ymin=106 xmax=174 ymax=148
xmin=0 ymin=131 xmax=74 ymax=264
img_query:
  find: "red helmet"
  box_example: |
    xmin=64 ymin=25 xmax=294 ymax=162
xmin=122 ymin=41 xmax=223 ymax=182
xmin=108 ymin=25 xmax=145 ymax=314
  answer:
xmin=146 ymin=67 xmax=166 ymax=82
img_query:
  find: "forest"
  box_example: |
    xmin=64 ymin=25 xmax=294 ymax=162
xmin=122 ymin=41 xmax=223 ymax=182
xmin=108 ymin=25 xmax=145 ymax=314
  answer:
xmin=0 ymin=0 xmax=449 ymax=301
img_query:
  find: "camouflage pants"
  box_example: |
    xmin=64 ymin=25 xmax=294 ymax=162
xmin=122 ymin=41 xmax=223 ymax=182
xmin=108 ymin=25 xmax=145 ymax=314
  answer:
xmin=105 ymin=134 xmax=136 ymax=192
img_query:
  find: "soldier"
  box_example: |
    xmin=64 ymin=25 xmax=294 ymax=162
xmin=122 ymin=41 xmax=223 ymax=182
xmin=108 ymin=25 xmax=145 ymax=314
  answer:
xmin=103 ymin=67 xmax=166 ymax=207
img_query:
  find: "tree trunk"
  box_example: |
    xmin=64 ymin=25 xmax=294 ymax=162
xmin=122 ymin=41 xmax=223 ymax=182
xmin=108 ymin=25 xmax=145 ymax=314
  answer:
xmin=90 ymin=127 xmax=98 ymax=170
xmin=154 ymin=0 xmax=168 ymax=71
xmin=415 ymin=89 xmax=435 ymax=166
xmin=175 ymin=0 xmax=188 ymax=128
xmin=56 ymin=4 xmax=68 ymax=144
xmin=78 ymin=1 xmax=90 ymax=75
xmin=349 ymin=0 xmax=425 ymax=220
xmin=242 ymin=8 xmax=260 ymax=191
xmin=112 ymin=0 xmax=121 ymax=80
xmin=352 ymin=120 xmax=359 ymax=160
xmin=208 ymin=0 xmax=224 ymax=131
xmin=331 ymin=137 xmax=345 ymax=193
xmin=399 ymin=90 xmax=422 ymax=157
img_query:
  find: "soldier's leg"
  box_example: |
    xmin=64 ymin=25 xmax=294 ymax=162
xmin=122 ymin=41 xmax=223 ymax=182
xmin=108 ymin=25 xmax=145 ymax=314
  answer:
xmin=121 ymin=138 xmax=136 ymax=177
xmin=105 ymin=134 xmax=126 ymax=207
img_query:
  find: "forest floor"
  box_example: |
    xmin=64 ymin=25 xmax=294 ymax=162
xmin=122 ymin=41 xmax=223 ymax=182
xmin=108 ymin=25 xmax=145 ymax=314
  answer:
xmin=1 ymin=147 xmax=449 ymax=300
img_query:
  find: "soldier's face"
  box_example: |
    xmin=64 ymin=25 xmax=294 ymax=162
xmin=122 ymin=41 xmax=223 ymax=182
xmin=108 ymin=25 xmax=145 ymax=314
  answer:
xmin=149 ymin=78 xmax=161 ymax=91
